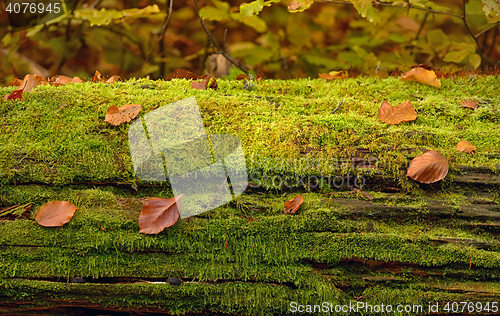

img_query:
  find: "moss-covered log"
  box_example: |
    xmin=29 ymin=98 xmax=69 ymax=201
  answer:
xmin=1 ymin=76 xmax=500 ymax=315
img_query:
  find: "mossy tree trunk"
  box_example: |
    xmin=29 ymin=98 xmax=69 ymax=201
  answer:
xmin=1 ymin=77 xmax=500 ymax=315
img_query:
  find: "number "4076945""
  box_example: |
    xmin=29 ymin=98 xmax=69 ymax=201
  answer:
xmin=6 ymin=2 xmax=62 ymax=14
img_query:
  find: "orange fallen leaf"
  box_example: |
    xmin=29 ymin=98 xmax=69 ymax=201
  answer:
xmin=166 ymin=69 xmax=200 ymax=81
xmin=407 ymin=150 xmax=449 ymax=184
xmin=104 ymin=104 xmax=142 ymax=126
xmin=3 ymin=74 xmax=47 ymax=100
xmin=139 ymin=196 xmax=183 ymax=234
xmin=284 ymin=195 xmax=304 ymax=214
xmin=19 ymin=74 xmax=48 ymax=93
xmin=192 ymin=79 xmax=208 ymax=90
xmin=378 ymin=100 xmax=417 ymax=125
xmin=49 ymin=75 xmax=82 ymax=85
xmin=107 ymin=75 xmax=121 ymax=83
xmin=35 ymin=201 xmax=78 ymax=227
xmin=456 ymin=140 xmax=476 ymax=154
xmin=8 ymin=78 xmax=23 ymax=86
xmin=192 ymin=77 xmax=218 ymax=90
xmin=401 ymin=67 xmax=441 ymax=88
xmin=461 ymin=100 xmax=478 ymax=110
xmin=319 ymin=70 xmax=348 ymax=79
xmin=3 ymin=89 xmax=23 ymax=100
xmin=235 ymin=74 xmax=250 ymax=80
xmin=93 ymin=70 xmax=104 ymax=82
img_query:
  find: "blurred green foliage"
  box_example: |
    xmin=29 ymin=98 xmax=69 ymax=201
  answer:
xmin=0 ymin=0 xmax=499 ymax=82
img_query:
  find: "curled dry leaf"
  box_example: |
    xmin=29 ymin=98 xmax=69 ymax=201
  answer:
xmin=93 ymin=70 xmax=104 ymax=82
xmin=319 ymin=70 xmax=348 ymax=79
xmin=35 ymin=201 xmax=78 ymax=227
xmin=19 ymin=74 xmax=48 ymax=93
xmin=166 ymin=69 xmax=200 ymax=81
xmin=3 ymin=74 xmax=47 ymax=100
xmin=284 ymin=195 xmax=304 ymax=214
xmin=378 ymin=100 xmax=417 ymax=125
xmin=461 ymin=100 xmax=478 ymax=110
xmin=107 ymin=75 xmax=121 ymax=83
xmin=104 ymin=104 xmax=142 ymax=126
xmin=235 ymin=74 xmax=250 ymax=80
xmin=456 ymin=140 xmax=476 ymax=153
xmin=3 ymin=89 xmax=23 ymax=101
xmin=139 ymin=196 xmax=183 ymax=234
xmin=407 ymin=150 xmax=449 ymax=184
xmin=49 ymin=75 xmax=82 ymax=85
xmin=9 ymin=78 xmax=23 ymax=86
xmin=401 ymin=67 xmax=441 ymax=88
xmin=192 ymin=77 xmax=218 ymax=90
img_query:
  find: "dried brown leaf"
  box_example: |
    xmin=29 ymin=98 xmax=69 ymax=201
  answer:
xmin=139 ymin=196 xmax=183 ymax=234
xmin=319 ymin=70 xmax=348 ymax=79
xmin=9 ymin=78 xmax=23 ymax=86
xmin=378 ymin=100 xmax=417 ymax=125
xmin=456 ymin=140 xmax=476 ymax=153
xmin=284 ymin=195 xmax=304 ymax=214
xmin=235 ymin=74 xmax=250 ymax=80
xmin=49 ymin=75 xmax=82 ymax=85
xmin=3 ymin=89 xmax=23 ymax=100
xmin=407 ymin=150 xmax=449 ymax=184
xmin=461 ymin=100 xmax=478 ymax=110
xmin=166 ymin=69 xmax=200 ymax=81
xmin=93 ymin=70 xmax=104 ymax=82
xmin=107 ymin=75 xmax=121 ymax=83
xmin=401 ymin=67 xmax=441 ymax=88
xmin=192 ymin=78 xmax=209 ymax=90
xmin=35 ymin=201 xmax=78 ymax=227
xmin=104 ymin=104 xmax=142 ymax=126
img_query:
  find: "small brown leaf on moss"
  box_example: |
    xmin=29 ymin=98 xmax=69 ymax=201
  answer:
xmin=378 ymin=100 xmax=417 ymax=125
xmin=284 ymin=195 xmax=304 ymax=214
xmin=456 ymin=140 xmax=476 ymax=153
xmin=35 ymin=201 xmax=78 ymax=227
xmin=461 ymin=100 xmax=478 ymax=110
xmin=166 ymin=69 xmax=200 ymax=81
xmin=104 ymin=104 xmax=142 ymax=126
xmin=93 ymin=70 xmax=104 ymax=82
xmin=401 ymin=67 xmax=441 ymax=88
xmin=407 ymin=150 xmax=449 ymax=184
xmin=107 ymin=75 xmax=121 ymax=83
xmin=319 ymin=70 xmax=348 ymax=79
xmin=139 ymin=196 xmax=183 ymax=234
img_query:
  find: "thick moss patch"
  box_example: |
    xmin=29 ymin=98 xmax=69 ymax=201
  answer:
xmin=1 ymin=77 xmax=500 ymax=315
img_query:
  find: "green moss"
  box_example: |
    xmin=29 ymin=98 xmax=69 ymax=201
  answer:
xmin=1 ymin=77 xmax=500 ymax=314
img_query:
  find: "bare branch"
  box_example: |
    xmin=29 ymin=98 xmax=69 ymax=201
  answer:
xmin=193 ymin=0 xmax=249 ymax=75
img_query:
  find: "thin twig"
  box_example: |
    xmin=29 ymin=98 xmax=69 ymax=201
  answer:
xmin=461 ymin=0 xmax=482 ymax=59
xmin=145 ymin=0 xmax=174 ymax=66
xmin=475 ymin=22 xmax=500 ymax=38
xmin=331 ymin=99 xmax=343 ymax=114
xmin=223 ymin=29 xmax=230 ymax=56
xmin=193 ymin=0 xmax=249 ymax=75
xmin=415 ymin=12 xmax=429 ymax=41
